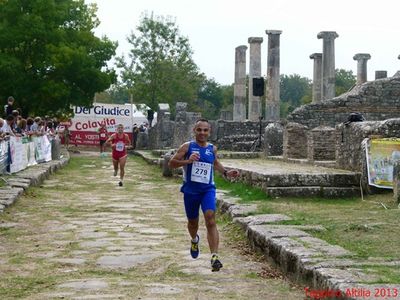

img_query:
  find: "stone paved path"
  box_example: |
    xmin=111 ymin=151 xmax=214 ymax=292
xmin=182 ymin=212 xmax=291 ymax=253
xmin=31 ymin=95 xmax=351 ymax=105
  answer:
xmin=0 ymin=152 xmax=304 ymax=299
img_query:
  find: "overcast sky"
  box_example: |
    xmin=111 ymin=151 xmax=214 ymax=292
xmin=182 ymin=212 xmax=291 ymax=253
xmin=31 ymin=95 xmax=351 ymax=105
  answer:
xmin=85 ymin=0 xmax=400 ymax=85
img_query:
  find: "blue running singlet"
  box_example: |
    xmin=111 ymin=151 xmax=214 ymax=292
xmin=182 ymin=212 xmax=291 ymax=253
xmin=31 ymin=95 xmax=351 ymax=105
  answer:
xmin=180 ymin=141 xmax=216 ymax=194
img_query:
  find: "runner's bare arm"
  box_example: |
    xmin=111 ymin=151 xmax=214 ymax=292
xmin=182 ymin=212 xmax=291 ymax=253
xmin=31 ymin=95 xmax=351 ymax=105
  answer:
xmin=105 ymin=134 xmax=115 ymax=148
xmin=168 ymin=142 xmax=197 ymax=169
xmin=125 ymin=134 xmax=132 ymax=149
xmin=213 ymin=145 xmax=240 ymax=178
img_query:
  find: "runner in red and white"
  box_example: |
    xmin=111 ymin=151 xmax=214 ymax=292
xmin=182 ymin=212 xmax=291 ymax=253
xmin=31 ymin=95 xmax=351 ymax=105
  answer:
xmin=97 ymin=123 xmax=109 ymax=157
xmin=106 ymin=124 xmax=131 ymax=186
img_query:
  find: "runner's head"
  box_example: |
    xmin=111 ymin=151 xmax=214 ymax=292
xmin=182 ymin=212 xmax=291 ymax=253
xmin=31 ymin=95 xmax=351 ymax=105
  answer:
xmin=117 ymin=124 xmax=124 ymax=134
xmin=193 ymin=118 xmax=210 ymax=144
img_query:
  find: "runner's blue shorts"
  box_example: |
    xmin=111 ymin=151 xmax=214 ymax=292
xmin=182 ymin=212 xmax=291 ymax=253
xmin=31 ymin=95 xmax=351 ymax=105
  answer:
xmin=183 ymin=190 xmax=216 ymax=219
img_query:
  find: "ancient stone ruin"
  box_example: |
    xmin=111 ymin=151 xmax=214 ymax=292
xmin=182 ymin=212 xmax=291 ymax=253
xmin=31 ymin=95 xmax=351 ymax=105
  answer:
xmin=138 ymin=29 xmax=400 ymax=197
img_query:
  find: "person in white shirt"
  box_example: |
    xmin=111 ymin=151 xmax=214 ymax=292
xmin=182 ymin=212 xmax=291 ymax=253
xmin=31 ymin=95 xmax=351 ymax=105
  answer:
xmin=0 ymin=118 xmax=5 ymax=139
xmin=1 ymin=115 xmax=15 ymax=136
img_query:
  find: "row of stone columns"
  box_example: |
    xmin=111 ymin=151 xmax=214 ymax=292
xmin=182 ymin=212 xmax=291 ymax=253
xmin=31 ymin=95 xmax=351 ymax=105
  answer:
xmin=311 ymin=49 xmax=375 ymax=103
xmin=310 ymin=31 xmax=400 ymax=102
xmin=310 ymin=32 xmax=373 ymax=103
xmin=233 ymin=30 xmax=282 ymax=122
xmin=235 ymin=30 xmax=341 ymax=119
xmin=234 ymin=30 xmax=397 ymax=117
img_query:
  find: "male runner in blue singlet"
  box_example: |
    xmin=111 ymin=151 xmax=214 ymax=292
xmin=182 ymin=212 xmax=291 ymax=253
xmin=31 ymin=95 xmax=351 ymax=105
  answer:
xmin=168 ymin=118 xmax=240 ymax=271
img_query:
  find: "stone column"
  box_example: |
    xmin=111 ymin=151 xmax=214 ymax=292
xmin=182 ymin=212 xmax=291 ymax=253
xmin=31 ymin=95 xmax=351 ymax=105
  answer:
xmin=248 ymin=37 xmax=263 ymax=121
xmin=375 ymin=71 xmax=387 ymax=80
xmin=310 ymin=53 xmax=322 ymax=103
xmin=265 ymin=30 xmax=282 ymax=121
xmin=317 ymin=31 xmax=339 ymax=100
xmin=233 ymin=45 xmax=248 ymax=121
xmin=353 ymin=53 xmax=371 ymax=84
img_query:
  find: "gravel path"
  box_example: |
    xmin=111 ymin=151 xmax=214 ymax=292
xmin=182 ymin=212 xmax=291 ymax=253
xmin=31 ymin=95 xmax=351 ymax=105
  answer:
xmin=0 ymin=152 xmax=304 ymax=299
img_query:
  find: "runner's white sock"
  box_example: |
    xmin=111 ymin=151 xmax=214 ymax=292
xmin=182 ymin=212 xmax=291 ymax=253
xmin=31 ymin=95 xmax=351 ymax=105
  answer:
xmin=211 ymin=253 xmax=218 ymax=257
xmin=191 ymin=235 xmax=199 ymax=243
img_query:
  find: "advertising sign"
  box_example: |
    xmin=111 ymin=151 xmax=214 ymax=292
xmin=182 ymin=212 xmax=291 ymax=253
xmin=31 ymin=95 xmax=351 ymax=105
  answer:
xmin=9 ymin=136 xmax=28 ymax=173
xmin=68 ymin=103 xmax=147 ymax=146
xmin=365 ymin=138 xmax=400 ymax=189
xmin=33 ymin=136 xmax=52 ymax=163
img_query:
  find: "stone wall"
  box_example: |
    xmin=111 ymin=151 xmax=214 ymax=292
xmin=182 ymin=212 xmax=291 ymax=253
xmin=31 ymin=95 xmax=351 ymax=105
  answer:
xmin=145 ymin=103 xmax=174 ymax=150
xmin=212 ymin=120 xmax=270 ymax=151
xmin=288 ymin=75 xmax=400 ymax=129
xmin=146 ymin=119 xmax=175 ymax=149
xmin=307 ymin=126 xmax=336 ymax=161
xmin=283 ymin=122 xmax=308 ymax=159
xmin=264 ymin=122 xmax=284 ymax=156
xmin=336 ymin=118 xmax=400 ymax=172
xmin=146 ymin=113 xmax=272 ymax=152
xmin=172 ymin=111 xmax=202 ymax=148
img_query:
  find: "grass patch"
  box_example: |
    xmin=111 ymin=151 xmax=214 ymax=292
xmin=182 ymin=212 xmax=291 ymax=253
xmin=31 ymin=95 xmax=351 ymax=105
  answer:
xmin=59 ymin=205 xmax=84 ymax=215
xmin=0 ymin=275 xmax=57 ymax=299
xmin=8 ymin=253 xmax=27 ymax=265
xmin=264 ymin=195 xmax=400 ymax=259
xmin=162 ymin=263 xmax=189 ymax=278
xmin=245 ymin=272 xmax=259 ymax=279
xmin=216 ymin=177 xmax=400 ymax=264
xmin=361 ymin=265 xmax=400 ymax=283
xmin=0 ymin=227 xmax=13 ymax=236
xmin=215 ymin=174 xmax=269 ymax=202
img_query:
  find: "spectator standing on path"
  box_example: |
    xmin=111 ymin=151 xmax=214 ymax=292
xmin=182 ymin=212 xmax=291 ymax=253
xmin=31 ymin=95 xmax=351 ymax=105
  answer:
xmin=106 ymin=124 xmax=131 ymax=187
xmin=63 ymin=125 xmax=71 ymax=150
xmin=147 ymin=109 xmax=154 ymax=127
xmin=132 ymin=123 xmax=139 ymax=150
xmin=97 ymin=123 xmax=109 ymax=157
xmin=168 ymin=118 xmax=240 ymax=272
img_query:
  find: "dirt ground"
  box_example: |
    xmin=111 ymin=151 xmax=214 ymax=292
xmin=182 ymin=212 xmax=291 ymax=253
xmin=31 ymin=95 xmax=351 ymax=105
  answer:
xmin=0 ymin=152 xmax=305 ymax=299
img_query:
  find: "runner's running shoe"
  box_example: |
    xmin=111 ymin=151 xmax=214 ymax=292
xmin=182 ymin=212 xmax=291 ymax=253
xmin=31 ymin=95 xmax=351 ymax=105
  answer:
xmin=118 ymin=181 xmax=123 ymax=187
xmin=211 ymin=254 xmax=223 ymax=272
xmin=190 ymin=235 xmax=200 ymax=258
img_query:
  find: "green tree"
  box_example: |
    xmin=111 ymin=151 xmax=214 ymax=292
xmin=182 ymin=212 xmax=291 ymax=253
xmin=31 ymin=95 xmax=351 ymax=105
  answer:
xmin=0 ymin=0 xmax=117 ymax=116
xmin=280 ymin=74 xmax=312 ymax=117
xmin=221 ymin=84 xmax=234 ymax=109
xmin=196 ymin=78 xmax=224 ymax=119
xmin=335 ymin=68 xmax=356 ymax=96
xmin=105 ymin=83 xmax=130 ymax=104
xmin=117 ymin=12 xmax=203 ymax=115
